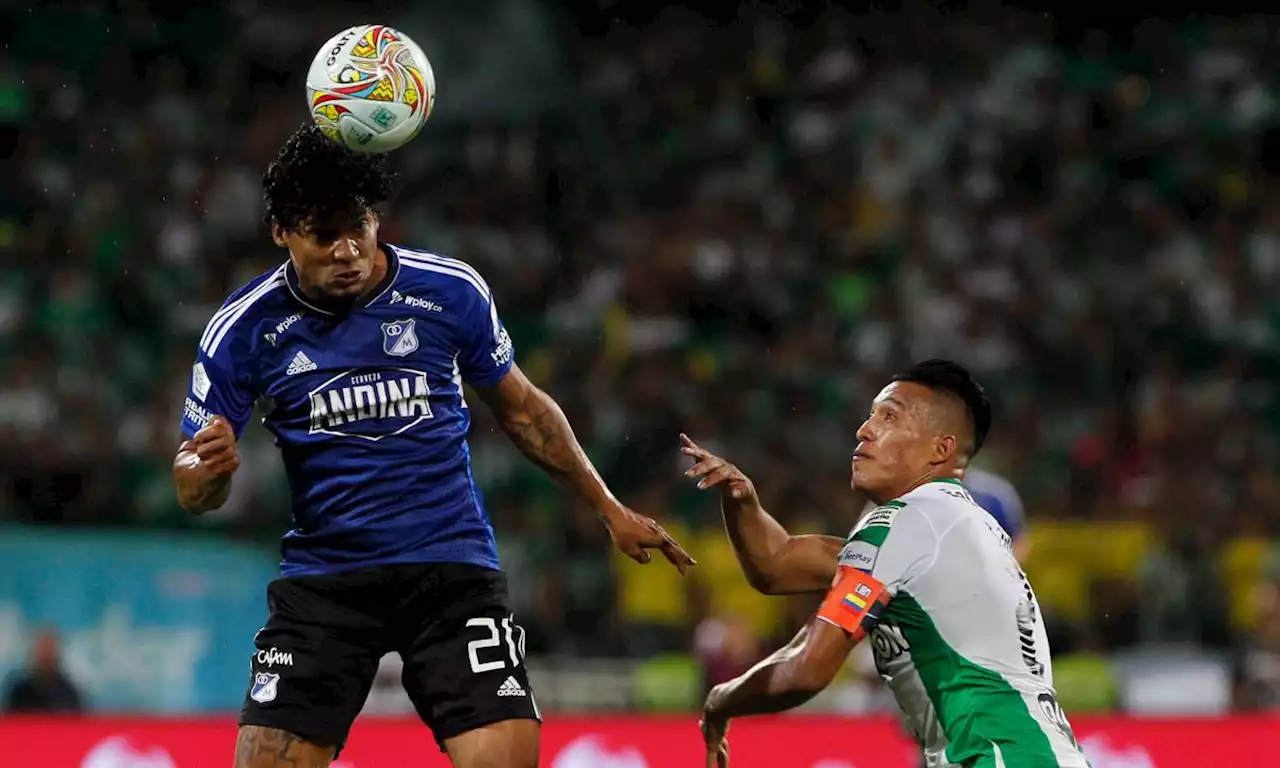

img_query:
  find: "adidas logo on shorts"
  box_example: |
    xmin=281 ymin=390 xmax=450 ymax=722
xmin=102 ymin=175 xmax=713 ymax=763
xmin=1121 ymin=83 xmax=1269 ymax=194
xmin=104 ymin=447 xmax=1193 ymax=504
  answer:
xmin=496 ymin=675 xmax=527 ymax=697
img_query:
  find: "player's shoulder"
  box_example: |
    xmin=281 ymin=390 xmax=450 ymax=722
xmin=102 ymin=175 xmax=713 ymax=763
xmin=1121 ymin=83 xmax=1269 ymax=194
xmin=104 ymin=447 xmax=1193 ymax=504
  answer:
xmin=390 ymin=244 xmax=493 ymax=302
xmin=900 ymin=480 xmax=979 ymax=519
xmin=847 ymin=498 xmax=917 ymax=548
xmin=199 ymin=262 xmax=290 ymax=357
xmin=221 ymin=262 xmax=289 ymax=305
xmin=850 ymin=481 xmax=969 ymax=538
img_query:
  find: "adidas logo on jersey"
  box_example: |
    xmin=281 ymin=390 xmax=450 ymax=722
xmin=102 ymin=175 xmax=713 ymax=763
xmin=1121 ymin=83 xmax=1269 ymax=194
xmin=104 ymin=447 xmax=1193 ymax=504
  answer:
xmin=287 ymin=350 xmax=318 ymax=375
xmin=496 ymin=676 xmax=526 ymax=697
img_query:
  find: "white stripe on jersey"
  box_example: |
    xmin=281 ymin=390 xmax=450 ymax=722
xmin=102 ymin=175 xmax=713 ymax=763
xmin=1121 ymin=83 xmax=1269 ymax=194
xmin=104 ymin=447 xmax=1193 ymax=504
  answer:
xmin=399 ymin=257 xmax=491 ymax=301
xmin=450 ymin=354 xmax=467 ymax=406
xmin=199 ymin=265 xmax=287 ymax=352
xmin=201 ymin=268 xmax=287 ymax=355
xmin=395 ymin=248 xmax=492 ymax=298
xmin=398 ymin=256 xmax=501 ymax=336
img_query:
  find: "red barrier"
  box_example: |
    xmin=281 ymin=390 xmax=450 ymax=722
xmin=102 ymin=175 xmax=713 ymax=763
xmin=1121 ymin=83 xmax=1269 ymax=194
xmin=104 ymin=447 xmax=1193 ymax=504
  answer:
xmin=0 ymin=714 xmax=1273 ymax=767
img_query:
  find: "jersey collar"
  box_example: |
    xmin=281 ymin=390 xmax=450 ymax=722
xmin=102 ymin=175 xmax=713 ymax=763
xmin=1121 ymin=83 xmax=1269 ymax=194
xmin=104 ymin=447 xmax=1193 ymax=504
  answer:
xmin=284 ymin=243 xmax=401 ymax=316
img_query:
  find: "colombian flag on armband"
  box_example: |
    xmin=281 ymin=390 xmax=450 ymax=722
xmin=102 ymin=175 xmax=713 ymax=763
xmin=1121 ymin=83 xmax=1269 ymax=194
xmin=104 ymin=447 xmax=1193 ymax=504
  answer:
xmin=818 ymin=567 xmax=888 ymax=639
xmin=841 ymin=583 xmax=874 ymax=612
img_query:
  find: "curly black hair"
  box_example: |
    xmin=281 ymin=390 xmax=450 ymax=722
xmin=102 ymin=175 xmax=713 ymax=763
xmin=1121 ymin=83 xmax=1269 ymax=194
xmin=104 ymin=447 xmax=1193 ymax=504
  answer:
xmin=891 ymin=359 xmax=993 ymax=457
xmin=262 ymin=123 xmax=399 ymax=232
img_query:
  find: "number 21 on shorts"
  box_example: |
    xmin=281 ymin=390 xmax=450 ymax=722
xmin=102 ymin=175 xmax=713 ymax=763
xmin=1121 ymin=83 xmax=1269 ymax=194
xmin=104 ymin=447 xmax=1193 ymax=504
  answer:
xmin=466 ymin=615 xmax=525 ymax=673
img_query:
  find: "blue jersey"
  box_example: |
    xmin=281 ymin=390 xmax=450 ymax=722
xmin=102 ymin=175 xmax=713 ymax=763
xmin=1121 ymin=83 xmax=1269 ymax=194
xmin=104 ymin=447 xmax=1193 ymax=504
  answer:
xmin=180 ymin=245 xmax=515 ymax=576
xmin=963 ymin=468 xmax=1026 ymax=539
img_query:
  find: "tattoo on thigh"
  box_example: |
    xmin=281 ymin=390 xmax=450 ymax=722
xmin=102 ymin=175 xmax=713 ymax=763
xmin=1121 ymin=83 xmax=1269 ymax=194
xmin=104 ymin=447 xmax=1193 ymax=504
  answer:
xmin=234 ymin=726 xmax=335 ymax=768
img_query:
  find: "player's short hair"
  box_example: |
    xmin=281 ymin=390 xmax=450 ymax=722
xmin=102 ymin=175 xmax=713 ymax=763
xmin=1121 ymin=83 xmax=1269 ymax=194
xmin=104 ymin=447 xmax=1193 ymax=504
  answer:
xmin=891 ymin=359 xmax=992 ymax=457
xmin=263 ymin=123 xmax=399 ymax=233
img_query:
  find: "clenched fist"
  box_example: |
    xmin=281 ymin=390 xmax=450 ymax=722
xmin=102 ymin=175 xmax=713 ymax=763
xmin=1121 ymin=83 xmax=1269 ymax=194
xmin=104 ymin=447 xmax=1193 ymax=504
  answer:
xmin=184 ymin=415 xmax=240 ymax=477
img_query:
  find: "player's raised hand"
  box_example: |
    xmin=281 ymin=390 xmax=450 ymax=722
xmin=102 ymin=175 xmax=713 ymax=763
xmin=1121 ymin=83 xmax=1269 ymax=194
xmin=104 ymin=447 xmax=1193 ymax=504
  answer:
xmin=187 ymin=415 xmax=240 ymax=477
xmin=681 ymin=434 xmax=759 ymax=505
xmin=604 ymin=504 xmax=696 ymax=575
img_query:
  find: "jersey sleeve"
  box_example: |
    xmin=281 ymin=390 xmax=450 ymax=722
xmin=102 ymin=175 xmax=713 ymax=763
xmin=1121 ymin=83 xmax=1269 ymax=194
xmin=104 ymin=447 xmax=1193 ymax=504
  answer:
xmin=180 ymin=333 xmax=255 ymax=441
xmin=839 ymin=502 xmax=939 ymax=595
xmin=456 ymin=279 xmax=515 ymax=388
xmin=817 ymin=502 xmax=939 ymax=638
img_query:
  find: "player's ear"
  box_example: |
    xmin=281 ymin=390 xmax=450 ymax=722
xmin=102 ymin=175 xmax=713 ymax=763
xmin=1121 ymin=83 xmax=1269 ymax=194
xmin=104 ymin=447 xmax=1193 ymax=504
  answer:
xmin=934 ymin=434 xmax=958 ymax=464
xmin=271 ymin=221 xmax=287 ymax=248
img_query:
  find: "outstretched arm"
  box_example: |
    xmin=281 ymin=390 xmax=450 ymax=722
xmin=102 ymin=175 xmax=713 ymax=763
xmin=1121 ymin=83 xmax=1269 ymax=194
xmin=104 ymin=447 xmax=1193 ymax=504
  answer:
xmin=698 ymin=564 xmax=892 ymax=764
xmin=682 ymin=434 xmax=842 ymax=594
xmin=476 ymin=364 xmax=694 ymax=572
xmin=476 ymin=364 xmax=616 ymax=511
xmin=705 ymin=617 xmax=854 ymax=718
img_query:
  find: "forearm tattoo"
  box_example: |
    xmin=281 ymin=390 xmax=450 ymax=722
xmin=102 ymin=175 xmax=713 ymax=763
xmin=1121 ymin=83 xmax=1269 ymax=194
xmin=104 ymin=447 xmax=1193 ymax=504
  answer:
xmin=499 ymin=388 xmax=605 ymax=503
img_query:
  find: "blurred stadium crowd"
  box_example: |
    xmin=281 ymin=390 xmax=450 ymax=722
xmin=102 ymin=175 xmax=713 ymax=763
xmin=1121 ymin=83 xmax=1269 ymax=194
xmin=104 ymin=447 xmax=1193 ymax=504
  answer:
xmin=3 ymin=2 xmax=1279 ymax=714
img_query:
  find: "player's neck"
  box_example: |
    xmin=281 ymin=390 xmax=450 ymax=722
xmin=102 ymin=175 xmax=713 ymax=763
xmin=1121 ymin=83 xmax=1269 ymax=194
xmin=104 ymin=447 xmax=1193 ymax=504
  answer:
xmin=872 ymin=469 xmax=964 ymax=504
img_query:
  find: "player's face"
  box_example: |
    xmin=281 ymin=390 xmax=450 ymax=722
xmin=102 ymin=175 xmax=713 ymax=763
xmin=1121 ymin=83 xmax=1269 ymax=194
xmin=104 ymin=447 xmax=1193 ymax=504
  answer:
xmin=851 ymin=382 xmax=941 ymax=502
xmin=275 ymin=211 xmax=381 ymax=299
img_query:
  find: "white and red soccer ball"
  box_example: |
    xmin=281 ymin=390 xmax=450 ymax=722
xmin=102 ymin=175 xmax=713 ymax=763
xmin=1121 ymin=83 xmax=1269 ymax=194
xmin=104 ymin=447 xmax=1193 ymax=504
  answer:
xmin=306 ymin=24 xmax=435 ymax=153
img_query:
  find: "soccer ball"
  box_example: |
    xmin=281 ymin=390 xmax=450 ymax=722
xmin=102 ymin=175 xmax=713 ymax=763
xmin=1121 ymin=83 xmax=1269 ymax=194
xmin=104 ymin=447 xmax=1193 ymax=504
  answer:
xmin=306 ymin=25 xmax=435 ymax=153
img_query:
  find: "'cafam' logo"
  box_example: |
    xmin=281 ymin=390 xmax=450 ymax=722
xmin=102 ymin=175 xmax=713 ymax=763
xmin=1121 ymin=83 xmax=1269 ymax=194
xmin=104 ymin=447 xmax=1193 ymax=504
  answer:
xmin=308 ymin=368 xmax=433 ymax=441
xmin=256 ymin=647 xmax=293 ymax=668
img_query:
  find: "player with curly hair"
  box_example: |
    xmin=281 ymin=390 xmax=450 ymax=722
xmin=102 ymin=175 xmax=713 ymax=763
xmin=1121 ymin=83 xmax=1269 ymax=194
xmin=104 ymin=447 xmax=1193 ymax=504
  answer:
xmin=173 ymin=123 xmax=694 ymax=768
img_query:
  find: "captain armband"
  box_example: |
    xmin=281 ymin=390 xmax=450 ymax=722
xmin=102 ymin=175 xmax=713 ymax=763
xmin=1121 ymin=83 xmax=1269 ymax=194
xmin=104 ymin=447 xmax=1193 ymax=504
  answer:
xmin=816 ymin=566 xmax=891 ymax=641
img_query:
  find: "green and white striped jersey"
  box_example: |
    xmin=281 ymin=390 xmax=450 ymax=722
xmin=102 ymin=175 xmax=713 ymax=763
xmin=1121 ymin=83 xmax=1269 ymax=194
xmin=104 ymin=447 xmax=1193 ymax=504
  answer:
xmin=842 ymin=479 xmax=1089 ymax=768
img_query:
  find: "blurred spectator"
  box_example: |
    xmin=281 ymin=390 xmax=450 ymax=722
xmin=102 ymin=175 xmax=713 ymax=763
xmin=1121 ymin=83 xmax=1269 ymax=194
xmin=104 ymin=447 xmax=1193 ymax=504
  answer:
xmin=615 ymin=487 xmax=697 ymax=657
xmin=1051 ymin=625 xmax=1122 ymax=715
xmin=693 ymin=613 xmax=763 ymax=695
xmin=1235 ymin=553 xmax=1280 ymax=711
xmin=1139 ymin=522 xmax=1234 ymax=648
xmin=540 ymin=502 xmax=624 ymax=657
xmin=3 ymin=629 xmax=84 ymax=714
